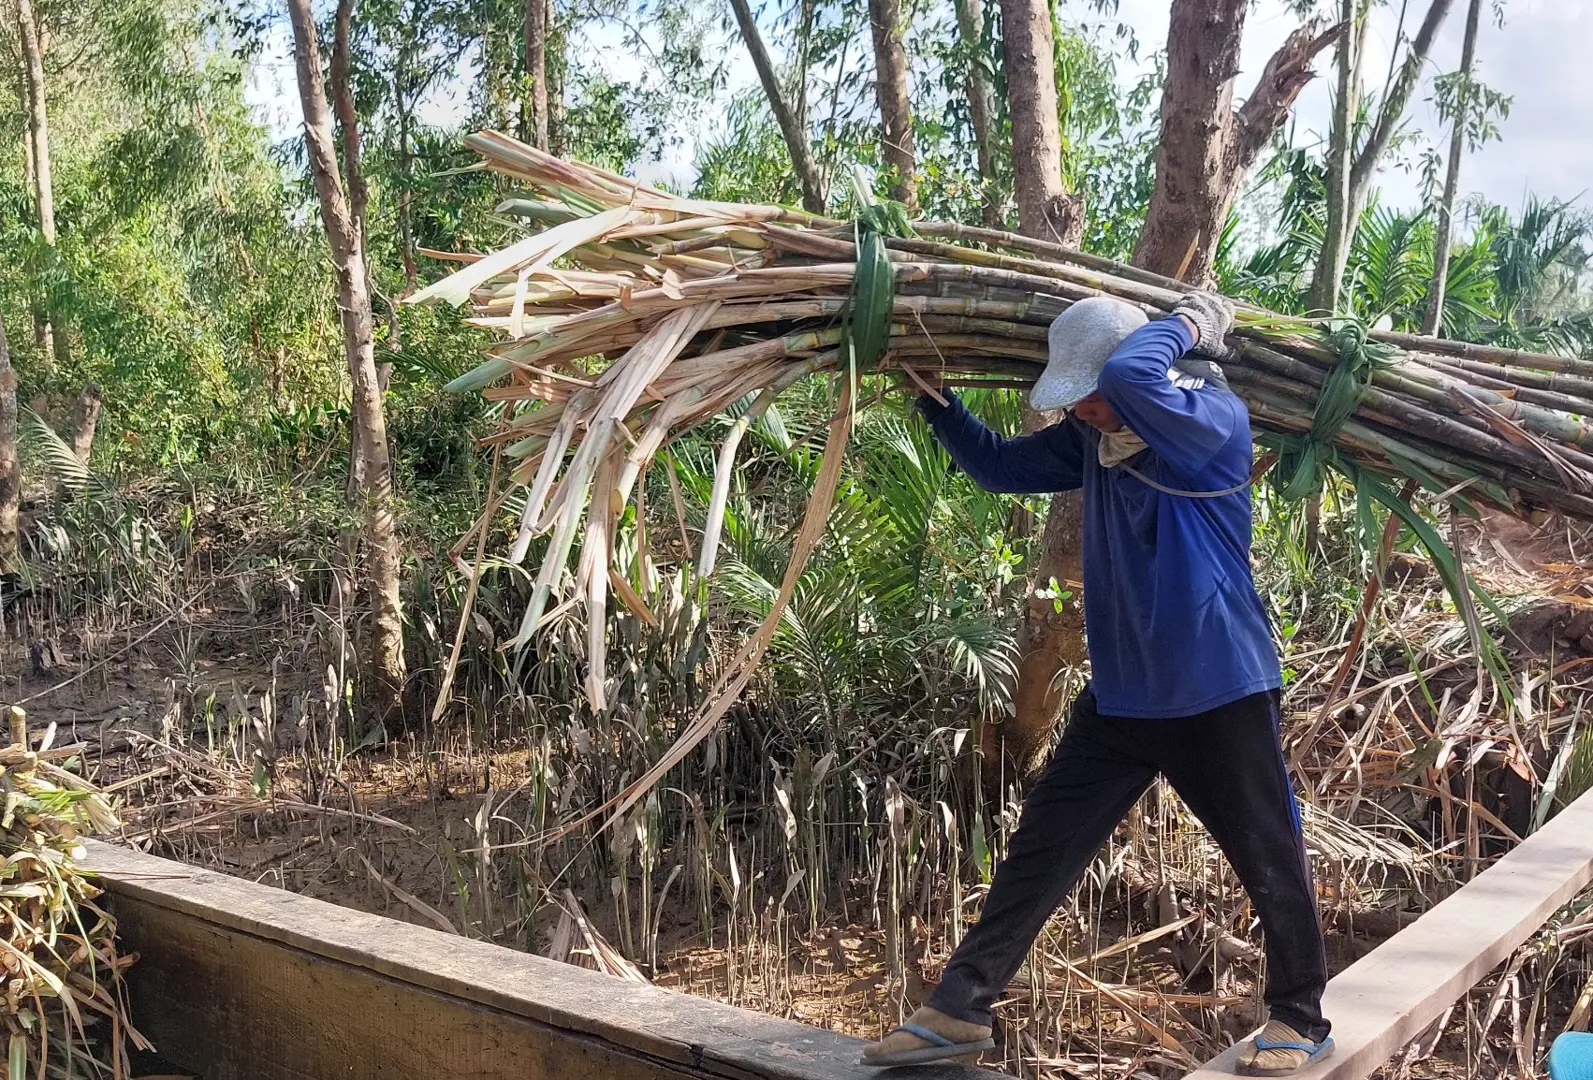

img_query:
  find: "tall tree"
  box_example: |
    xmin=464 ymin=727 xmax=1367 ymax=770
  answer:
xmin=727 ymin=0 xmax=826 ymax=214
xmin=287 ymin=0 xmax=408 ymax=723
xmin=999 ymin=0 xmax=1080 ymax=247
xmin=1134 ymin=1 xmax=1341 ymax=282
xmin=523 ymin=0 xmax=549 ymax=149
xmin=1308 ymin=0 xmax=1369 ymax=312
xmin=15 ymin=0 xmax=67 ymax=370
xmin=952 ymin=0 xmax=1000 ymax=228
xmin=15 ymin=66 xmax=47 ymax=351
xmin=995 ymin=0 xmax=1087 ymax=775
xmin=1423 ymin=0 xmax=1484 ymax=335
xmin=1311 ymin=0 xmax=1454 ymax=310
xmin=0 ymin=311 xmax=17 ymax=573
xmin=867 ymin=0 xmax=916 ymax=210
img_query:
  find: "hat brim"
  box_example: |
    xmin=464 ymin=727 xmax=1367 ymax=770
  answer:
xmin=1029 ymin=367 xmax=1097 ymax=412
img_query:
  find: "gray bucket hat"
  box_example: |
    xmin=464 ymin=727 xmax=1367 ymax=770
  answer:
xmin=1029 ymin=296 xmax=1148 ymax=412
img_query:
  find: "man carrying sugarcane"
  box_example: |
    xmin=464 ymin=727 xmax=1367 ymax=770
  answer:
xmin=862 ymin=294 xmax=1332 ymax=1075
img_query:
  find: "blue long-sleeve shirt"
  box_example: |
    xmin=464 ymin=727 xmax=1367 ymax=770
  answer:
xmin=919 ymin=318 xmax=1281 ymax=719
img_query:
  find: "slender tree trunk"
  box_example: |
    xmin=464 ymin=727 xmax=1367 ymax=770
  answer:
xmin=867 ymin=0 xmax=916 ymax=210
xmin=287 ymin=0 xmax=407 ymax=724
xmin=331 ymin=0 xmax=379 ymax=509
xmin=1422 ymin=0 xmax=1482 ymax=336
xmin=727 ymin=0 xmax=826 ymax=214
xmin=16 ymin=69 xmax=48 ymax=353
xmin=523 ymin=0 xmax=549 ymax=149
xmin=548 ymin=25 xmax=566 ymax=158
xmin=1346 ymin=0 xmax=1453 ymax=227
xmin=953 ymin=0 xmax=1000 ymax=228
xmin=70 ymin=383 xmax=100 ymax=463
xmin=995 ymin=0 xmax=1087 ymax=776
xmin=1308 ymin=0 xmax=1370 ymax=313
xmin=16 ymin=0 xmax=66 ymax=371
xmin=794 ymin=0 xmax=815 ymax=142
xmin=397 ymin=93 xmax=417 ymax=293
xmin=330 ymin=0 xmax=369 ymax=256
xmin=0 ymin=311 xmax=18 ymax=573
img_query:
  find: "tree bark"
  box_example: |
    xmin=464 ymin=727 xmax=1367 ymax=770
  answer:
xmin=867 ymin=0 xmax=916 ymax=210
xmin=998 ymin=0 xmax=1081 ymax=248
xmin=1311 ymin=0 xmax=1452 ymax=312
xmin=16 ymin=0 xmax=67 ymax=371
xmin=1308 ymin=0 xmax=1369 ymax=313
xmin=548 ymin=25 xmax=566 ymax=158
xmin=523 ymin=0 xmax=549 ymax=149
xmin=1348 ymin=0 xmax=1453 ymax=223
xmin=70 ymin=383 xmax=100 ymax=463
xmin=727 ymin=0 xmax=826 ymax=214
xmin=287 ymin=0 xmax=407 ymax=725
xmin=330 ymin=0 xmax=369 ymax=255
xmin=992 ymin=0 xmax=1087 ymax=777
xmin=0 ymin=311 xmax=19 ymax=573
xmin=1134 ymin=1 xmax=1340 ymax=282
xmin=16 ymin=67 xmax=48 ymax=354
xmin=1422 ymin=0 xmax=1482 ymax=336
xmin=952 ymin=0 xmax=1000 ymax=228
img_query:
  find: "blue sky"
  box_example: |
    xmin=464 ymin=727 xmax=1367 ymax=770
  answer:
xmin=245 ymin=0 xmax=1591 ymax=218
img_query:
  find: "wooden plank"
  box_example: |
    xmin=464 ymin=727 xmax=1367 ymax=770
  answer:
xmin=84 ymin=841 xmax=999 ymax=1080
xmin=1184 ymin=789 xmax=1593 ymax=1080
xmin=116 ymin=894 xmax=697 ymax=1080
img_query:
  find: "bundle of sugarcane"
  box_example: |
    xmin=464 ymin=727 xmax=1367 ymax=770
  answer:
xmin=0 ymin=707 xmax=144 ymax=1077
xmin=411 ymin=131 xmax=1593 ymax=833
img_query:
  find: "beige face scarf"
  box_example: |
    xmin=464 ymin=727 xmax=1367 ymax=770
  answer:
xmin=1097 ymin=428 xmax=1148 ymax=468
xmin=1092 ymin=365 xmax=1215 ymax=468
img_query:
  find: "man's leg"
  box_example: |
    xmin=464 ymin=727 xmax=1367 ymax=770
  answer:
xmin=928 ymin=693 xmax=1156 ymax=1026
xmin=1155 ymin=691 xmax=1329 ymax=1043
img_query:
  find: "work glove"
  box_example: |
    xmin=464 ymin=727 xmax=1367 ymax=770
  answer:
xmin=1170 ymin=292 xmax=1235 ymax=361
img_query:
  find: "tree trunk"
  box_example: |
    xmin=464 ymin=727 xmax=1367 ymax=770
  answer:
xmin=1308 ymin=0 xmax=1369 ymax=313
xmin=16 ymin=69 xmax=48 ymax=354
xmin=1135 ymin=1 xmax=1340 ymax=282
xmin=0 ymin=311 xmax=19 ymax=573
xmin=952 ymin=0 xmax=1000 ymax=228
xmin=992 ymin=0 xmax=1087 ymax=777
xmin=867 ymin=0 xmax=916 ymax=210
xmin=1422 ymin=0 xmax=1482 ymax=336
xmin=523 ymin=0 xmax=549 ymax=149
xmin=330 ymin=0 xmax=369 ymax=255
xmin=1133 ymin=0 xmax=1245 ymax=282
xmin=727 ymin=0 xmax=826 ymax=214
xmin=998 ymin=0 xmax=1081 ymax=247
xmin=395 ymin=79 xmax=417 ymax=293
xmin=548 ymin=25 xmax=566 ymax=158
xmin=287 ymin=0 xmax=407 ymax=725
xmin=70 ymin=383 xmax=101 ymax=463
xmin=1347 ymin=0 xmax=1453 ymax=227
xmin=16 ymin=0 xmax=67 ymax=371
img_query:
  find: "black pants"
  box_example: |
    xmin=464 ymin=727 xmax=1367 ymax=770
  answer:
xmin=929 ymin=689 xmax=1330 ymax=1042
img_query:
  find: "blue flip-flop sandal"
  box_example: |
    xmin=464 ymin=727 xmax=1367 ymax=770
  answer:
xmin=859 ymin=1023 xmax=995 ymax=1067
xmin=1235 ymin=1033 xmax=1335 ymax=1076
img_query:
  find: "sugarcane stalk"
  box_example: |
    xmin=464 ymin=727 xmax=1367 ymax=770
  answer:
xmin=1372 ymin=329 xmax=1593 ymax=377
